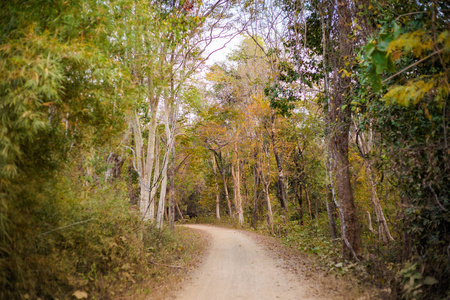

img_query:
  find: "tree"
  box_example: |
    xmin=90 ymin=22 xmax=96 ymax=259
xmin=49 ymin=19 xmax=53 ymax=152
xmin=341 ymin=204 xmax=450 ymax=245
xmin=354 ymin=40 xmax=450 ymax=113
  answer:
xmin=128 ymin=0 xmax=238 ymax=227
xmin=0 ymin=0 xmax=135 ymax=296
xmin=360 ymin=1 xmax=449 ymax=295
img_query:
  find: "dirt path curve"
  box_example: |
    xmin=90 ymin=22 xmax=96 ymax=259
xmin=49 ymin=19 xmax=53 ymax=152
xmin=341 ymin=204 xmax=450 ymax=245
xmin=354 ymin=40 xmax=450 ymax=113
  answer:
xmin=175 ymin=224 xmax=321 ymax=300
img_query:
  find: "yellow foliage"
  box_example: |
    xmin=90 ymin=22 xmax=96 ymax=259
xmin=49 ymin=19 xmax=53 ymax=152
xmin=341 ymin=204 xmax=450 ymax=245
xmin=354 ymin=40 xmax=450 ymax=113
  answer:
xmin=437 ymin=30 xmax=450 ymax=51
xmin=382 ymin=28 xmax=449 ymax=107
xmin=388 ymin=30 xmax=433 ymax=58
xmin=384 ymin=75 xmax=450 ymax=108
xmin=383 ymin=78 xmax=437 ymax=106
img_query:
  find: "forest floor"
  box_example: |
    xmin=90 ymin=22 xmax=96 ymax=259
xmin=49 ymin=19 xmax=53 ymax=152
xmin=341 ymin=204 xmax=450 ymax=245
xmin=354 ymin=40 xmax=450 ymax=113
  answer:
xmin=133 ymin=226 xmax=210 ymax=300
xmin=158 ymin=224 xmax=382 ymax=300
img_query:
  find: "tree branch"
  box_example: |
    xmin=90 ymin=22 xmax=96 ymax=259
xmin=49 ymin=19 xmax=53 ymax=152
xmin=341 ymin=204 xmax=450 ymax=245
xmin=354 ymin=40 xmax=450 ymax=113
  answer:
xmin=382 ymin=49 xmax=444 ymax=84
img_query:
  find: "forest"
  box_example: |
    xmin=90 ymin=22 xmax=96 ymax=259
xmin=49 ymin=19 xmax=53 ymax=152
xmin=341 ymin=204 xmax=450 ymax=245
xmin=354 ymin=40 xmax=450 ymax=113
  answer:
xmin=1 ymin=0 xmax=449 ymax=299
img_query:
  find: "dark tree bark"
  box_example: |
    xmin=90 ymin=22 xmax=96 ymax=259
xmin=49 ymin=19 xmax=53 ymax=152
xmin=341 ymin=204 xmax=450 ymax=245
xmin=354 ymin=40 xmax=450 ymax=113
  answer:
xmin=253 ymin=149 xmax=261 ymax=226
xmin=213 ymin=155 xmax=221 ymax=220
xmin=332 ymin=130 xmax=362 ymax=259
xmin=297 ymin=184 xmax=303 ymax=225
xmin=270 ymin=110 xmax=288 ymax=213
xmin=324 ymin=0 xmax=362 ymax=260
xmin=216 ymin=154 xmax=233 ymax=219
xmin=304 ymin=185 xmax=312 ymax=220
xmin=211 ymin=149 xmax=233 ymax=219
xmin=105 ymin=153 xmax=124 ymax=182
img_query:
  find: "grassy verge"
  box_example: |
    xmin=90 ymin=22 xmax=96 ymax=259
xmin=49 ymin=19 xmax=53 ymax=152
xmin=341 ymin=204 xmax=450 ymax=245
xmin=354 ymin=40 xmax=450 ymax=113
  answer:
xmin=2 ymin=170 xmax=208 ymax=300
xmin=249 ymin=215 xmax=392 ymax=299
xmin=131 ymin=225 xmax=209 ymax=300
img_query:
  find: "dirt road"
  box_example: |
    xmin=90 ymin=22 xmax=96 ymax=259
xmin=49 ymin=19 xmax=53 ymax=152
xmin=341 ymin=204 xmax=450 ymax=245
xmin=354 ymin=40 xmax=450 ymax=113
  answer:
xmin=175 ymin=225 xmax=322 ymax=300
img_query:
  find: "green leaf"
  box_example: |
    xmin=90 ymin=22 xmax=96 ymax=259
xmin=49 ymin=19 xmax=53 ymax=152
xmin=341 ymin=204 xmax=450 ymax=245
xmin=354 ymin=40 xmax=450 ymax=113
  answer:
xmin=393 ymin=22 xmax=401 ymax=38
xmin=387 ymin=54 xmax=395 ymax=72
xmin=372 ymin=49 xmax=388 ymax=74
xmin=366 ymin=42 xmax=376 ymax=57
xmin=378 ymin=33 xmax=393 ymax=51
xmin=368 ymin=68 xmax=382 ymax=92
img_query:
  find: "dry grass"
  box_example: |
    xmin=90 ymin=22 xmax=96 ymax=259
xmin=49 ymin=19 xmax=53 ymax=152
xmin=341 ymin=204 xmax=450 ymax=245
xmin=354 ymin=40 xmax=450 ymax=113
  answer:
xmin=125 ymin=226 xmax=210 ymax=300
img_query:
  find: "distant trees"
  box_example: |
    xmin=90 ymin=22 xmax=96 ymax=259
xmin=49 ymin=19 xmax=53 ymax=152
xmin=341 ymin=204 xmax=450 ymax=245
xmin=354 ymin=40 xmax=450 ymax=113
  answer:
xmin=2 ymin=0 xmax=448 ymax=298
xmin=125 ymin=0 xmax=236 ymax=228
xmin=191 ymin=0 xmax=448 ymax=298
xmin=0 ymin=0 xmax=238 ymax=296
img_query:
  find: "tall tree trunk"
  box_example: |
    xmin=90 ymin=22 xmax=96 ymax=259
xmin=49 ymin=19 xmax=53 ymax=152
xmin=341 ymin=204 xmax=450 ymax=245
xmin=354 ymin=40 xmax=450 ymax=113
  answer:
xmin=333 ymin=126 xmax=362 ymax=260
xmin=323 ymin=0 xmax=362 ymax=260
xmin=219 ymin=163 xmax=233 ymax=219
xmin=213 ymin=155 xmax=221 ymax=220
xmin=305 ymin=186 xmax=312 ymax=220
xmin=134 ymin=98 xmax=159 ymax=222
xmin=149 ymin=137 xmax=160 ymax=222
xmin=132 ymin=115 xmax=145 ymax=211
xmin=297 ymin=184 xmax=303 ymax=225
xmin=262 ymin=179 xmax=274 ymax=235
xmin=242 ymin=160 xmax=250 ymax=210
xmin=326 ymin=185 xmax=338 ymax=239
xmin=260 ymin=145 xmax=274 ymax=234
xmin=169 ymin=138 xmax=175 ymax=230
xmin=253 ymin=149 xmax=261 ymax=226
xmin=321 ymin=0 xmax=362 ymax=261
xmin=156 ymin=157 xmax=169 ymax=229
xmin=270 ymin=110 xmax=288 ymax=213
xmin=212 ymin=151 xmax=233 ymax=218
xmin=320 ymin=8 xmax=337 ymax=240
xmin=156 ymin=97 xmax=172 ymax=229
xmin=145 ymin=100 xmax=159 ymax=221
xmin=176 ymin=199 xmax=184 ymax=221
xmin=232 ymin=143 xmax=244 ymax=225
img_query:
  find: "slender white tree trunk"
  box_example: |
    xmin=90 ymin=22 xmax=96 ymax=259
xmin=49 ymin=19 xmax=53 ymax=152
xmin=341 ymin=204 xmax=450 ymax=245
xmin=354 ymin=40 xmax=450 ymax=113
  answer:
xmin=169 ymin=139 xmax=176 ymax=230
xmin=364 ymin=160 xmax=394 ymax=243
xmin=156 ymin=97 xmax=173 ymax=228
xmin=232 ymin=143 xmax=244 ymax=226
xmin=156 ymin=158 xmax=168 ymax=228
xmin=141 ymin=102 xmax=159 ymax=221
xmin=148 ymin=135 xmax=160 ymax=222
xmin=258 ymin=145 xmax=274 ymax=234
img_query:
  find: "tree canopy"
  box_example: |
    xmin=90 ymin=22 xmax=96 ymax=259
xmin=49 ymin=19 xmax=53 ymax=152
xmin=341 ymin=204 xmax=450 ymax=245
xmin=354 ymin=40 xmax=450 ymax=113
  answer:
xmin=1 ymin=0 xmax=448 ymax=299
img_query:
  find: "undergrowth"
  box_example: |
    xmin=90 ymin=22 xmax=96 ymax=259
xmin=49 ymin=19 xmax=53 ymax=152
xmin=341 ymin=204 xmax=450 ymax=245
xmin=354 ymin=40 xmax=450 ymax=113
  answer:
xmin=1 ymin=171 xmax=202 ymax=300
xmin=273 ymin=213 xmax=425 ymax=299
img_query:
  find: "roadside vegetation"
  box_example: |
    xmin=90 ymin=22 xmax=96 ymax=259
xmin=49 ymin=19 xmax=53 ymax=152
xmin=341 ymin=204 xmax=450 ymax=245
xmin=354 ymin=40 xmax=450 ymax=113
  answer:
xmin=2 ymin=166 xmax=205 ymax=299
xmin=1 ymin=0 xmax=448 ymax=299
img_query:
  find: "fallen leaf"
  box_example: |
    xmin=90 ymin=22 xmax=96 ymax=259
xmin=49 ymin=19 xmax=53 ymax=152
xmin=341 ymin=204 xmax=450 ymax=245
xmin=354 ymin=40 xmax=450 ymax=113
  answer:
xmin=72 ymin=290 xmax=88 ymax=299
